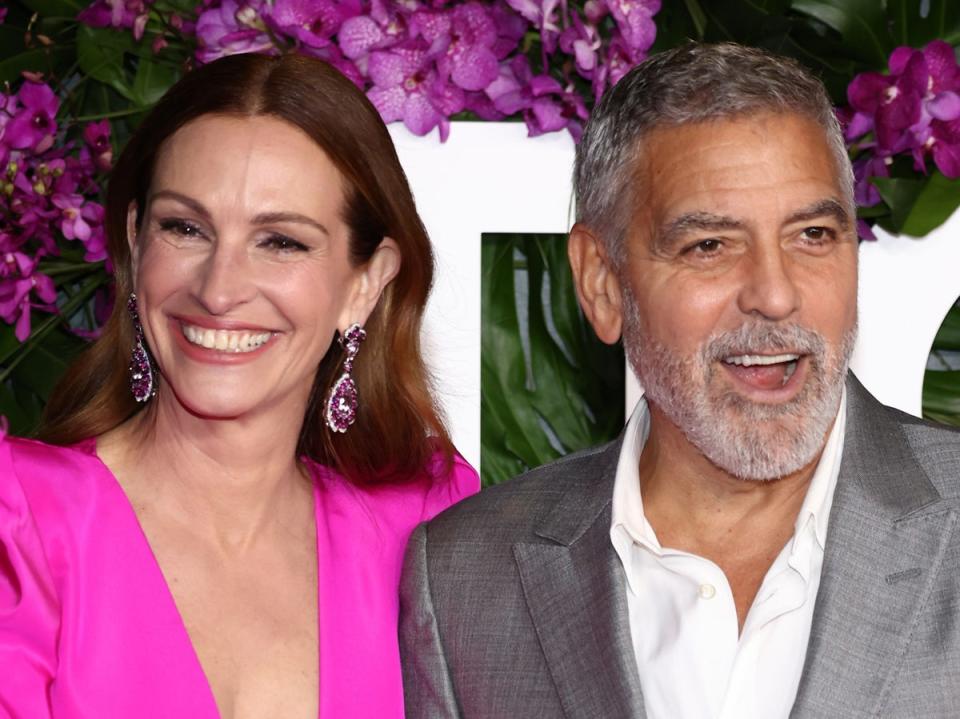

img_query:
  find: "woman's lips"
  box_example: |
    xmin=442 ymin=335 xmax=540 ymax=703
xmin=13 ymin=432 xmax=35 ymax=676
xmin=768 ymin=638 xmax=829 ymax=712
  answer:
xmin=168 ymin=317 xmax=277 ymax=364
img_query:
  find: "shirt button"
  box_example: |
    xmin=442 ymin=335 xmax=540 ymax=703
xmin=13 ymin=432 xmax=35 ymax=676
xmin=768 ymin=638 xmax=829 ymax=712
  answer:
xmin=698 ymin=583 xmax=716 ymax=600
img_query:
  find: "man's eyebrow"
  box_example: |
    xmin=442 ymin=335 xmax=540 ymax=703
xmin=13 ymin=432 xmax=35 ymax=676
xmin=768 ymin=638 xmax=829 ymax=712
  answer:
xmin=655 ymin=212 xmax=746 ymax=253
xmin=147 ymin=191 xmax=329 ymax=236
xmin=784 ymin=198 xmax=850 ymax=230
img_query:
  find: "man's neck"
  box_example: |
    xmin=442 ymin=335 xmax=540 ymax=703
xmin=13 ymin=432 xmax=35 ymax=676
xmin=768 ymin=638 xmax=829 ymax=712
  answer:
xmin=638 ymin=404 xmax=826 ymax=630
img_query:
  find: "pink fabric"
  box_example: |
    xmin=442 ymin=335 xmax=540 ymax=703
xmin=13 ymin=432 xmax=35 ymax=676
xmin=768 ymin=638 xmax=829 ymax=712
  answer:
xmin=0 ymin=431 xmax=478 ymax=718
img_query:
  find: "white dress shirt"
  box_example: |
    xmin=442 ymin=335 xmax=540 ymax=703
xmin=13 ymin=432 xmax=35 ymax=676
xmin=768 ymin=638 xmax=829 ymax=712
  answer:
xmin=610 ymin=389 xmax=846 ymax=719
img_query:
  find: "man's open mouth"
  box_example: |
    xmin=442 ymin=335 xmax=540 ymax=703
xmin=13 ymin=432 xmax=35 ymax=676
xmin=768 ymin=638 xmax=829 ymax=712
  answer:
xmin=721 ymin=353 xmax=800 ymax=389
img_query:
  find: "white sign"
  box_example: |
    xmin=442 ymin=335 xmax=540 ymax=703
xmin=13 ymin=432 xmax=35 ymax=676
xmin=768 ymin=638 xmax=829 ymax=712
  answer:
xmin=391 ymin=123 xmax=960 ymax=471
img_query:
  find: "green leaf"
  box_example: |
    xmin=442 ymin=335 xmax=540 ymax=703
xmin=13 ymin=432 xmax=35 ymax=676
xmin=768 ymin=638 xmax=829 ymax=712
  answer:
xmin=0 ymin=382 xmax=38 ymax=436
xmin=922 ymin=370 xmax=960 ymax=427
xmin=0 ymin=46 xmax=73 ymax=85
xmin=932 ymin=301 xmax=960 ymax=352
xmin=871 ymin=176 xmax=925 ymax=233
xmin=888 ymin=0 xmax=960 ymax=47
xmin=683 ymin=0 xmax=708 ymax=38
xmin=480 ymin=234 xmax=624 ymax=486
xmin=791 ymin=0 xmax=892 ymax=66
xmin=77 ymin=24 xmax=136 ymax=101
xmin=18 ymin=0 xmax=83 ymax=17
xmin=131 ymin=56 xmax=181 ymax=107
xmin=0 ymin=25 xmax=26 ymax=57
xmin=899 ymin=172 xmax=960 ymax=237
xmin=7 ymin=327 xmax=85 ymax=400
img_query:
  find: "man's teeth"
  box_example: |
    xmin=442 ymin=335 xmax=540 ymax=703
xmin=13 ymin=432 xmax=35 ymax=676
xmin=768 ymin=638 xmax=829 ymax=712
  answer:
xmin=723 ymin=353 xmax=800 ymax=387
xmin=181 ymin=324 xmax=272 ymax=353
xmin=723 ymin=353 xmax=799 ymax=367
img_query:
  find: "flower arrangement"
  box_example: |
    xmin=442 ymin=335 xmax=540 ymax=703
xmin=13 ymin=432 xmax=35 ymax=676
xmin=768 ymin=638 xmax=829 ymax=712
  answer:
xmin=78 ymin=0 xmax=660 ymax=141
xmin=843 ymin=40 xmax=960 ymax=239
xmin=1 ymin=0 xmax=959 ymax=436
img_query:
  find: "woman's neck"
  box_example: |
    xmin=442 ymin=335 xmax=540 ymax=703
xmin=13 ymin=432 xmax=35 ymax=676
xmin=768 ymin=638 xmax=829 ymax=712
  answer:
xmin=97 ymin=390 xmax=313 ymax=554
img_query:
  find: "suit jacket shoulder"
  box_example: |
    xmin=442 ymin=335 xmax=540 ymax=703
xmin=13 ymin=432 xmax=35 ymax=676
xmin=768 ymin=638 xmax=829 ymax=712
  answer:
xmin=425 ymin=437 xmax=622 ymax=549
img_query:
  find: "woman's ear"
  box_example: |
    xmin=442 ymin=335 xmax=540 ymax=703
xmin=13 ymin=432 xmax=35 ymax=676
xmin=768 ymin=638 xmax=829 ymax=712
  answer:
xmin=567 ymin=223 xmax=623 ymax=345
xmin=339 ymin=237 xmax=401 ymax=330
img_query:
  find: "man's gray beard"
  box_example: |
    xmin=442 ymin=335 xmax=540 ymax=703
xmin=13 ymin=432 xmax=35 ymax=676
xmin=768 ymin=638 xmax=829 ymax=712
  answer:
xmin=621 ymin=289 xmax=856 ymax=481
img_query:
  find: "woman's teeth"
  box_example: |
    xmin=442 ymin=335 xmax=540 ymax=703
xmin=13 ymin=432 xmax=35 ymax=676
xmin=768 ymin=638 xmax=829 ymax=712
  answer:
xmin=181 ymin=324 xmax=272 ymax=353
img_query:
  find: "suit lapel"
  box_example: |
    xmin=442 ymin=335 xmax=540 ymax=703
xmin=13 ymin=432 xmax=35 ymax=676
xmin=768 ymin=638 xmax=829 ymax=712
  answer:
xmin=791 ymin=377 xmax=958 ymax=716
xmin=513 ymin=440 xmax=646 ymax=719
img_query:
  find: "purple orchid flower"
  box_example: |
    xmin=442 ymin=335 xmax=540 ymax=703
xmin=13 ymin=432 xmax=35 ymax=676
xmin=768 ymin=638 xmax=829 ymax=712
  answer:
xmin=268 ymin=0 xmax=362 ymax=49
xmin=78 ymin=0 xmax=151 ymax=40
xmin=558 ymin=9 xmax=601 ymax=81
xmin=603 ymin=0 xmax=660 ymax=55
xmin=489 ymin=55 xmax=588 ymax=140
xmin=0 ymin=7 xmax=8 ymax=23
xmin=0 ymin=263 xmax=57 ymax=341
xmin=412 ymin=3 xmax=499 ymax=91
xmin=83 ymin=120 xmax=113 ymax=172
xmin=367 ymin=44 xmax=465 ymax=139
xmin=338 ymin=0 xmax=411 ymax=61
xmin=847 ymin=40 xmax=960 ymax=178
xmin=505 ymin=0 xmax=562 ymax=53
xmin=5 ymin=82 xmax=59 ymax=154
xmin=195 ymin=0 xmax=275 ymax=64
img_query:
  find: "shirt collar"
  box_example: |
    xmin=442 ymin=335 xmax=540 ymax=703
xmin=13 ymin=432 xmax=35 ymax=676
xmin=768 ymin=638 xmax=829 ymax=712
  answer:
xmin=611 ymin=387 xmax=846 ymax=559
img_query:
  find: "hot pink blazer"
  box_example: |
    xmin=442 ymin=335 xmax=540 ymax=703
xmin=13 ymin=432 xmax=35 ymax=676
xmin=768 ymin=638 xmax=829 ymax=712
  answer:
xmin=0 ymin=429 xmax=478 ymax=718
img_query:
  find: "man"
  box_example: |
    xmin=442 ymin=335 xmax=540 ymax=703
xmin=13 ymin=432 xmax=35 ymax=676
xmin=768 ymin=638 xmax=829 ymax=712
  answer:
xmin=400 ymin=43 xmax=960 ymax=718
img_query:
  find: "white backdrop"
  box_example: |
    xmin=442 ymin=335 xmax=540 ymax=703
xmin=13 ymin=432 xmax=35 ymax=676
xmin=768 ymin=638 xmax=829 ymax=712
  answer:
xmin=388 ymin=123 xmax=960 ymax=471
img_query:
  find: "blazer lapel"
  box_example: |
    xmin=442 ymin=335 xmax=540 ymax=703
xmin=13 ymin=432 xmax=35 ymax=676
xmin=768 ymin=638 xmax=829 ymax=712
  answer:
xmin=791 ymin=377 xmax=958 ymax=717
xmin=513 ymin=440 xmax=646 ymax=719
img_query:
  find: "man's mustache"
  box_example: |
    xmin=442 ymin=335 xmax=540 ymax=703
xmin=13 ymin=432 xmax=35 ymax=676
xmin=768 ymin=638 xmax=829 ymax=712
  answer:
xmin=702 ymin=323 xmax=826 ymax=363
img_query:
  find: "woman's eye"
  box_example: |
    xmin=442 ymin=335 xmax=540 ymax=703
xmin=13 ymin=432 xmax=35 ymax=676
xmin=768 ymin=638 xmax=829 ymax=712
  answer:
xmin=260 ymin=234 xmax=308 ymax=252
xmin=158 ymin=218 xmax=204 ymax=238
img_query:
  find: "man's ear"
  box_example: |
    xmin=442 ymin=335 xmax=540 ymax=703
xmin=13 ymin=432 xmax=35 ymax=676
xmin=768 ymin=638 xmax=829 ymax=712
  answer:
xmin=126 ymin=201 xmax=140 ymax=277
xmin=338 ymin=237 xmax=401 ymax=331
xmin=568 ymin=223 xmax=623 ymax=344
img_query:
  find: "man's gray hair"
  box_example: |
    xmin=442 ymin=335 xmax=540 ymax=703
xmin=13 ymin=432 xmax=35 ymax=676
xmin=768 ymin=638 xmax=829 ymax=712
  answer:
xmin=574 ymin=42 xmax=855 ymax=266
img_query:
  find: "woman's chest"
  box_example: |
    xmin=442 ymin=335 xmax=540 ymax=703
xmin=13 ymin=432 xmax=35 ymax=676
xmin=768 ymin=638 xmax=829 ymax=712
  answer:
xmin=157 ymin=533 xmax=320 ymax=719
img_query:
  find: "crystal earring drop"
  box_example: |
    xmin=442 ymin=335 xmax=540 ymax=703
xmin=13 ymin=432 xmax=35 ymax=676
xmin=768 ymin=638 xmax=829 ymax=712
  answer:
xmin=324 ymin=324 xmax=366 ymax=433
xmin=127 ymin=293 xmax=157 ymax=402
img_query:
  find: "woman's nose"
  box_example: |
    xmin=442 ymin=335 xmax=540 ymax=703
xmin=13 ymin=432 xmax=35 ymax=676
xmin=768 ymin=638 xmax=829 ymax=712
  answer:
xmin=194 ymin=240 xmax=257 ymax=315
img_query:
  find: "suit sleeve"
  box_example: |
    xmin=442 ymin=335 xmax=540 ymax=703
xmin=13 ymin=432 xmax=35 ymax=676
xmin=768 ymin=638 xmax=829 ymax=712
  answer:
xmin=399 ymin=522 xmax=462 ymax=719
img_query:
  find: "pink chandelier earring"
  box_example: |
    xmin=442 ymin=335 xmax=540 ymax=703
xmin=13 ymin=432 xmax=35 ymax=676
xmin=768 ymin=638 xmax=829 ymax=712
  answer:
xmin=127 ymin=293 xmax=157 ymax=403
xmin=325 ymin=323 xmax=366 ymax=433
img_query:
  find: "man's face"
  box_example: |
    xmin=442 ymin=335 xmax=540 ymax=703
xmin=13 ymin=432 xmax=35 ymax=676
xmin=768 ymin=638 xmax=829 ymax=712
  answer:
xmin=620 ymin=112 xmax=858 ymax=480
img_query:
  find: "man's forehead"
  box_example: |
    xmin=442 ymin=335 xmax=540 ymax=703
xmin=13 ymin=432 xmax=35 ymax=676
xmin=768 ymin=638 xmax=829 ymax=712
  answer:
xmin=629 ymin=113 xmax=848 ymax=224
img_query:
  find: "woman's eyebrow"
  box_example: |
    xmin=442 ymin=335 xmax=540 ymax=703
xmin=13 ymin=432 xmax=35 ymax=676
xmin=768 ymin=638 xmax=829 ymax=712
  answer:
xmin=147 ymin=191 xmax=329 ymax=236
xmin=252 ymin=211 xmax=329 ymax=236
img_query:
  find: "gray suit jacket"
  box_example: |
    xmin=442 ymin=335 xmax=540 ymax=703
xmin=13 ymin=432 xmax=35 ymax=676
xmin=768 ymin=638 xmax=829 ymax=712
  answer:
xmin=400 ymin=376 xmax=960 ymax=718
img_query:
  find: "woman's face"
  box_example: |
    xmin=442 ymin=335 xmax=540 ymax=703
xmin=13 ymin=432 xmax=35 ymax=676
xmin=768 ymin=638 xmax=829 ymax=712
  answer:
xmin=131 ymin=114 xmax=395 ymax=422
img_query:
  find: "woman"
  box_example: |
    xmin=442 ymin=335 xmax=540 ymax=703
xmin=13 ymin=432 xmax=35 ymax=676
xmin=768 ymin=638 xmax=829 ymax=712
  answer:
xmin=0 ymin=53 xmax=477 ymax=718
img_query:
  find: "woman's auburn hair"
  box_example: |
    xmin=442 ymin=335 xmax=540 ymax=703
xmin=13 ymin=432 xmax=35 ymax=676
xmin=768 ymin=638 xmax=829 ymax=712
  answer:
xmin=39 ymin=52 xmax=454 ymax=485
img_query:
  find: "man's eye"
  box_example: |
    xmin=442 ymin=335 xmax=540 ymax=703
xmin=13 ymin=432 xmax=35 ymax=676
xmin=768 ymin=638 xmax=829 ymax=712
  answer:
xmin=800 ymin=226 xmax=835 ymax=243
xmin=686 ymin=238 xmax=723 ymax=255
xmin=158 ymin=218 xmax=203 ymax=238
xmin=260 ymin=234 xmax=308 ymax=252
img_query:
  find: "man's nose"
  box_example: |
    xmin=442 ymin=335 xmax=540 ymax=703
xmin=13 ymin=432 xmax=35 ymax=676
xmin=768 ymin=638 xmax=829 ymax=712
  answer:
xmin=195 ymin=240 xmax=257 ymax=315
xmin=735 ymin=244 xmax=801 ymax=321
